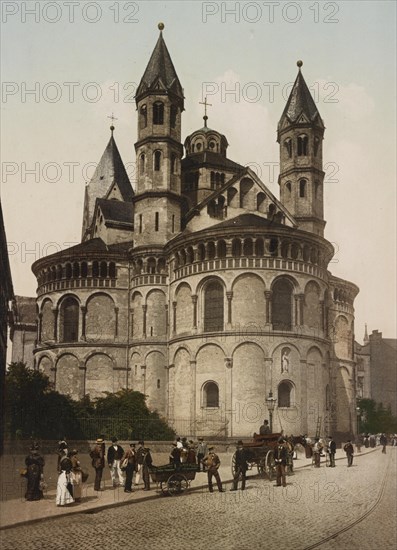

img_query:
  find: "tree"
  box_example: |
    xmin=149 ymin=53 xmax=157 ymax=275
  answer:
xmin=357 ymin=398 xmax=397 ymax=434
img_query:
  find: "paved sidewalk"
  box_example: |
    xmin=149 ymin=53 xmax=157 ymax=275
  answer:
xmin=0 ymin=447 xmax=378 ymax=530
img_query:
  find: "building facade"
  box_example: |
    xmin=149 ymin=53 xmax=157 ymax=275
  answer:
xmin=29 ymin=28 xmax=360 ymax=439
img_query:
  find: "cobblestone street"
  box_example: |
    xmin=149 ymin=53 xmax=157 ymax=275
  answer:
xmin=1 ymin=448 xmax=395 ymax=550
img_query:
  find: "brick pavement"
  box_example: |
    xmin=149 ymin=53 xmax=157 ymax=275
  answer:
xmin=1 ymin=447 xmax=394 ymax=550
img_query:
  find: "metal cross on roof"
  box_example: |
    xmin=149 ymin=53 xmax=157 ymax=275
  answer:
xmin=199 ymin=97 xmax=212 ymax=127
xmin=108 ymin=113 xmax=118 ymax=133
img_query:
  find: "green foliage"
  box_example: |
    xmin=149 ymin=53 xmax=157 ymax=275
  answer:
xmin=357 ymin=398 xmax=397 ymax=433
xmin=5 ymin=363 xmax=175 ymax=441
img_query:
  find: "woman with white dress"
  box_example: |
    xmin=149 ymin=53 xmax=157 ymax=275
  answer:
xmin=56 ymin=454 xmax=74 ymax=506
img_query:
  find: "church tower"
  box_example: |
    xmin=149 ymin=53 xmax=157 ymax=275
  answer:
xmin=133 ymin=23 xmax=184 ymax=246
xmin=278 ymin=61 xmax=325 ymax=236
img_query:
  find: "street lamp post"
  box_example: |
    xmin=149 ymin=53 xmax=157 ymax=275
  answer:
xmin=266 ymin=391 xmax=277 ymax=433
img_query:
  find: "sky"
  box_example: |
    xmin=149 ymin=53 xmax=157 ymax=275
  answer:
xmin=1 ymin=0 xmax=396 ymax=341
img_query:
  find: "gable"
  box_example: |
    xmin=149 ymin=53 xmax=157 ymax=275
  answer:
xmin=184 ymin=167 xmax=297 ymax=233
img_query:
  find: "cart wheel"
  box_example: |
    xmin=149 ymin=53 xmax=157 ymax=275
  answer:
xmin=265 ymin=450 xmax=275 ymax=481
xmin=231 ymin=451 xmax=238 ymax=477
xmin=160 ymin=481 xmax=168 ymax=495
xmin=167 ymin=473 xmax=188 ymax=496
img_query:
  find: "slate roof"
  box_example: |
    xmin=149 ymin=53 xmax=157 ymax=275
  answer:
xmin=278 ymin=68 xmax=323 ymax=129
xmin=97 ymin=199 xmax=133 ymax=225
xmin=136 ymin=32 xmax=183 ymax=101
xmin=211 ymin=212 xmax=285 ymax=230
xmin=182 ymin=151 xmax=244 ymax=172
xmin=102 ymin=135 xmax=134 ymax=202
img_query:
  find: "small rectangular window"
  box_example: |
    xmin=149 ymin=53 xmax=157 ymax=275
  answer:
xmin=172 ymin=214 xmax=175 ymax=233
xmin=155 ymin=212 xmax=159 ymax=231
xmin=139 ymin=214 xmax=142 ymax=233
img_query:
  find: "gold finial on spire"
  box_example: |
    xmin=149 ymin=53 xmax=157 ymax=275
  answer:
xmin=199 ymin=96 xmax=212 ymax=128
xmin=158 ymin=22 xmax=164 ymax=31
xmin=297 ymin=60 xmax=303 ymax=69
xmin=108 ymin=113 xmax=118 ymax=134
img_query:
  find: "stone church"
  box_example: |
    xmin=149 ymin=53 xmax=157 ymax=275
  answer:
xmin=29 ymin=27 xmax=359 ymax=439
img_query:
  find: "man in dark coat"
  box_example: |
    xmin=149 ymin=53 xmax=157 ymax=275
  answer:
xmin=274 ymin=437 xmax=288 ymax=487
xmin=343 ymin=440 xmax=354 ymax=467
xmin=380 ymin=433 xmax=387 ymax=454
xmin=135 ymin=440 xmax=145 ymax=486
xmin=90 ymin=437 xmax=105 ymax=491
xmin=122 ymin=443 xmax=136 ymax=493
xmin=107 ymin=437 xmax=125 ymax=487
xmin=203 ymin=446 xmax=224 ymax=493
xmin=327 ymin=436 xmax=336 ymax=467
xmin=230 ymin=440 xmax=249 ymax=491
xmin=142 ymin=448 xmax=153 ymax=491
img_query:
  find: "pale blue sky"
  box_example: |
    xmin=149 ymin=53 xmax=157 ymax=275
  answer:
xmin=1 ymin=0 xmax=396 ymax=339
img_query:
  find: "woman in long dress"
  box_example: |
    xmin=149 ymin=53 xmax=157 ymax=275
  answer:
xmin=56 ymin=453 xmax=74 ymax=506
xmin=70 ymin=449 xmax=83 ymax=502
xmin=25 ymin=443 xmax=45 ymax=501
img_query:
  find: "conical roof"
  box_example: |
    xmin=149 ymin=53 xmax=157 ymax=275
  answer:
xmin=136 ymin=31 xmax=183 ymax=102
xmin=278 ymin=65 xmax=323 ymax=130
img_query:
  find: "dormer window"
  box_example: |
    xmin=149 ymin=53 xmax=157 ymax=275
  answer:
xmin=153 ymin=102 xmax=164 ymax=125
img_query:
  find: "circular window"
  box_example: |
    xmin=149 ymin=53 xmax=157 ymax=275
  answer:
xmin=209 ymin=141 xmax=215 ymax=149
xmin=196 ymin=142 xmax=202 ymax=151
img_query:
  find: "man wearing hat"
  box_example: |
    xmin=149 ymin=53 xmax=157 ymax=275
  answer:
xmin=107 ymin=437 xmax=125 ymax=488
xmin=343 ymin=440 xmax=354 ymax=467
xmin=230 ymin=440 xmax=249 ymax=491
xmin=135 ymin=440 xmax=145 ymax=486
xmin=196 ymin=437 xmax=208 ymax=472
xmin=90 ymin=438 xmax=105 ymax=491
xmin=122 ymin=443 xmax=136 ymax=493
xmin=273 ymin=437 xmax=288 ymax=487
xmin=203 ymin=446 xmax=224 ymax=493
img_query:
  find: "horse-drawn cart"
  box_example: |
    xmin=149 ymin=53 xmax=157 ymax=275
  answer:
xmin=231 ymin=433 xmax=282 ymax=480
xmin=149 ymin=464 xmax=198 ymax=496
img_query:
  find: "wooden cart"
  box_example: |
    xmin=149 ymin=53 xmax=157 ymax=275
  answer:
xmin=149 ymin=464 xmax=198 ymax=496
xmin=231 ymin=433 xmax=283 ymax=481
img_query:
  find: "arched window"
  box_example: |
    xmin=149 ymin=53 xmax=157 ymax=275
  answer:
xmin=153 ymin=102 xmax=164 ymax=125
xmin=170 ymin=105 xmax=177 ymax=128
xmin=154 ymin=150 xmax=161 ymax=171
xmin=243 ymin=238 xmax=253 ymax=256
xmin=197 ymin=243 xmax=206 ymax=261
xmin=60 ymin=297 xmax=79 ymax=342
xmin=109 ymin=262 xmax=116 ymax=278
xmin=65 ymin=263 xmax=72 ymax=279
xmin=204 ymin=281 xmax=224 ymax=332
xmin=255 ymin=238 xmax=264 ymax=256
xmin=217 ymin=240 xmax=226 ymax=258
xmin=73 ymin=262 xmax=80 ymax=278
xmin=207 ymin=242 xmax=216 ymax=260
xmin=171 ymin=153 xmax=176 ymax=174
xmin=92 ymin=261 xmax=99 ymax=277
xmin=297 ymin=135 xmax=308 ymax=156
xmin=100 ymin=261 xmax=108 ymax=278
xmin=81 ymin=262 xmax=88 ymax=278
xmin=272 ymin=279 xmax=293 ymax=330
xmin=299 ymin=179 xmax=306 ymax=198
xmin=286 ymin=181 xmax=292 ymax=193
xmin=203 ymin=381 xmax=219 ymax=407
xmin=278 ymin=381 xmax=292 ymax=407
xmin=140 ymin=105 xmax=147 ymax=129
xmin=284 ymin=138 xmax=292 ymax=158
xmin=232 ymin=238 xmax=241 ymax=257
xmin=140 ymin=153 xmax=145 ymax=175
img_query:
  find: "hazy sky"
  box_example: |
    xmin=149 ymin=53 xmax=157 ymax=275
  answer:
xmin=1 ymin=0 xmax=396 ymax=340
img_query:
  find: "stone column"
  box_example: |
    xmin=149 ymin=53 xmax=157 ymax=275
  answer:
xmin=114 ymin=307 xmax=119 ymax=338
xmin=38 ymin=313 xmax=42 ymax=342
xmin=52 ymin=307 xmax=58 ymax=342
xmin=226 ymin=291 xmax=233 ymax=327
xmin=79 ymin=306 xmax=86 ymax=341
xmin=192 ymin=295 xmax=198 ymax=328
xmin=265 ymin=291 xmax=272 ymax=325
xmin=142 ymin=305 xmax=147 ymax=338
xmin=165 ymin=304 xmax=169 ymax=335
xmin=225 ymin=357 xmax=233 ymax=437
xmin=172 ymin=301 xmax=177 ymax=334
xmin=190 ymin=360 xmax=197 ymax=436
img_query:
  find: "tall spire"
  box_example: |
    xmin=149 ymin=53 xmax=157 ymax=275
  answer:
xmin=278 ymin=61 xmax=323 ymax=133
xmin=81 ymin=127 xmax=133 ymax=241
xmin=136 ymin=23 xmax=184 ymax=105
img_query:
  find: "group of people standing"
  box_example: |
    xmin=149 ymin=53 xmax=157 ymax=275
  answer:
xmin=56 ymin=438 xmax=86 ymax=506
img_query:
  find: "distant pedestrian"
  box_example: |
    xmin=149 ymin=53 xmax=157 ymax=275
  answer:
xmin=90 ymin=437 xmax=105 ymax=491
xmin=274 ymin=437 xmax=288 ymax=487
xmin=380 ymin=433 xmax=387 ymax=454
xmin=122 ymin=443 xmax=136 ymax=493
xmin=327 ymin=436 xmax=336 ymax=467
xmin=343 ymin=440 xmax=354 ymax=467
xmin=364 ymin=434 xmax=369 ymax=448
xmin=369 ymin=434 xmax=376 ymax=448
xmin=107 ymin=437 xmax=125 ymax=487
xmin=135 ymin=440 xmax=145 ymax=485
xmin=304 ymin=435 xmax=313 ymax=458
xmin=169 ymin=443 xmax=181 ymax=468
xmin=230 ymin=440 xmax=249 ymax=491
xmin=259 ymin=419 xmax=271 ymax=435
xmin=187 ymin=441 xmax=196 ymax=464
xmin=196 ymin=437 xmax=207 ymax=471
xmin=56 ymin=452 xmax=74 ymax=506
xmin=69 ymin=449 xmax=83 ymax=502
xmin=25 ymin=442 xmax=45 ymax=501
xmin=57 ymin=437 xmax=68 ymax=472
xmin=203 ymin=446 xmax=224 ymax=493
xmin=142 ymin=448 xmax=153 ymax=491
